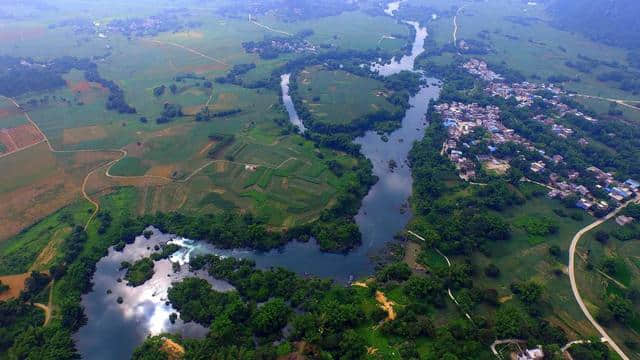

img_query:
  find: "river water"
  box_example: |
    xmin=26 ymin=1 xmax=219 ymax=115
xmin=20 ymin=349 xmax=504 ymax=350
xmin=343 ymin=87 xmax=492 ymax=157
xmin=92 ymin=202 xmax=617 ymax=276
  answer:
xmin=76 ymin=1 xmax=440 ymax=358
xmin=280 ymin=73 xmax=306 ymax=133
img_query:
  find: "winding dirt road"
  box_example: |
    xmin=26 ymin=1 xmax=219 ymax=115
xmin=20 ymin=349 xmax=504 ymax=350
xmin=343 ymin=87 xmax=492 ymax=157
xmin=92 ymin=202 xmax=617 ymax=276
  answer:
xmin=452 ymin=5 xmax=468 ymax=46
xmin=568 ymin=199 xmax=638 ymax=360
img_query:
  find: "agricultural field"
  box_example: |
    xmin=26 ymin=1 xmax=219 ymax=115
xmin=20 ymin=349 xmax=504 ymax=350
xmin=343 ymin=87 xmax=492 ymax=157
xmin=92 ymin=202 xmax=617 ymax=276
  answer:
xmin=0 ymin=142 xmax=120 ymax=242
xmin=0 ymin=1 xmax=410 ymax=247
xmin=297 ymin=66 xmax=401 ymax=125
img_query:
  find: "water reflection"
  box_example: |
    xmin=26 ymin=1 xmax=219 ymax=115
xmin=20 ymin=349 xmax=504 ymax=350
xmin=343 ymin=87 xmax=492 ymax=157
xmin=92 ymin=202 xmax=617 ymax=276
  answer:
xmin=280 ymin=74 xmax=306 ymax=133
xmin=372 ymin=21 xmax=428 ymax=76
xmin=75 ymin=229 xmax=234 ymax=360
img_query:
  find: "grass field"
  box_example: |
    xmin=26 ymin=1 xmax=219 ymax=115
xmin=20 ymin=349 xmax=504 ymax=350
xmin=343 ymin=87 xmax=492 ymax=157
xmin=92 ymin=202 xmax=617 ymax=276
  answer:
xmin=0 ymin=200 xmax=91 ymax=276
xmin=577 ymin=219 xmax=640 ymax=359
xmin=297 ymin=66 xmax=401 ymax=125
xmin=467 ymin=194 xmax=597 ymax=338
xmin=409 ymin=182 xmax=600 ymax=340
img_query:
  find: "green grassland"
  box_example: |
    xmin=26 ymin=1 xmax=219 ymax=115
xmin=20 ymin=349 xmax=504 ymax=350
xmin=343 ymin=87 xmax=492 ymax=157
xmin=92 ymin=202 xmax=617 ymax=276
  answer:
xmin=577 ymin=219 xmax=640 ymax=359
xmin=467 ymin=194 xmax=596 ymax=338
xmin=0 ymin=200 xmax=91 ymax=276
xmin=410 ymin=181 xmax=599 ymax=340
xmin=297 ymin=66 xmax=401 ymax=125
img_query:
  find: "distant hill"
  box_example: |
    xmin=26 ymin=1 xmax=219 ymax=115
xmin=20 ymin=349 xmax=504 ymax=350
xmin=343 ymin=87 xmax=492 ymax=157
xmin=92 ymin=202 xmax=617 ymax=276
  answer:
xmin=548 ymin=0 xmax=640 ymax=49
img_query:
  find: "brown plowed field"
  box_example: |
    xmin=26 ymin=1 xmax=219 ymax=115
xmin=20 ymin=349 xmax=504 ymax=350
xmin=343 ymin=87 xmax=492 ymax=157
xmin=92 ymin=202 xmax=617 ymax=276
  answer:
xmin=0 ymin=144 xmax=120 ymax=242
xmin=6 ymin=124 xmax=44 ymax=148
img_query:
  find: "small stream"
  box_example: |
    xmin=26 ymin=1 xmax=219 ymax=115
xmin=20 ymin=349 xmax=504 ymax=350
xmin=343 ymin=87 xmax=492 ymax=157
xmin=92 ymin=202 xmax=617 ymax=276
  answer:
xmin=76 ymin=1 xmax=440 ymax=358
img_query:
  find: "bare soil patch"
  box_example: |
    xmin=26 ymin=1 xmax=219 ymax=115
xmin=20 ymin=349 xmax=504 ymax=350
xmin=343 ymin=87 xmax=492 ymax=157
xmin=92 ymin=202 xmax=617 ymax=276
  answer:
xmin=160 ymin=338 xmax=185 ymax=360
xmin=3 ymin=124 xmax=44 ymax=149
xmin=147 ymin=124 xmax=191 ymax=139
xmin=215 ymin=161 xmax=227 ymax=172
xmin=376 ymin=290 xmax=396 ymax=321
xmin=67 ymin=80 xmax=92 ymax=93
xmin=0 ymin=273 xmax=30 ymax=301
xmin=182 ymin=105 xmax=204 ymax=116
xmin=63 ymin=125 xmax=107 ymax=145
xmin=483 ymin=160 xmax=510 ymax=175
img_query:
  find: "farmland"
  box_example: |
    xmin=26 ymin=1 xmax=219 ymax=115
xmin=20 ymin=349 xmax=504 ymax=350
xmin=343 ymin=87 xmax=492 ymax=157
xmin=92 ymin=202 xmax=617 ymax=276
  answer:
xmin=297 ymin=66 xmax=401 ymax=125
xmin=0 ymin=2 xmax=409 ymax=246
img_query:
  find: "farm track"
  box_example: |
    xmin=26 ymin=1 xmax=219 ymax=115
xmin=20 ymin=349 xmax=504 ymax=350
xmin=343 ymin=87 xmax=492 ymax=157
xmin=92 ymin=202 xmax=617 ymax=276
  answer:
xmin=248 ymin=15 xmax=292 ymax=36
xmin=146 ymin=39 xmax=229 ymax=66
xmin=452 ymin=5 xmax=468 ymax=47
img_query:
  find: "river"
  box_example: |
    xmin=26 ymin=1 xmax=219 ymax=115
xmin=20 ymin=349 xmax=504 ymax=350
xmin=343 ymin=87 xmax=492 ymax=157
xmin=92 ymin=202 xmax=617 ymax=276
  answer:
xmin=76 ymin=1 xmax=440 ymax=358
xmin=280 ymin=73 xmax=306 ymax=133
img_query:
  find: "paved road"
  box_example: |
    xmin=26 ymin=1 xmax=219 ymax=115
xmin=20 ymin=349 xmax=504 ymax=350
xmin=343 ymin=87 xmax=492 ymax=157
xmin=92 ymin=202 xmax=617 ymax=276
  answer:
xmin=568 ymin=199 xmax=638 ymax=360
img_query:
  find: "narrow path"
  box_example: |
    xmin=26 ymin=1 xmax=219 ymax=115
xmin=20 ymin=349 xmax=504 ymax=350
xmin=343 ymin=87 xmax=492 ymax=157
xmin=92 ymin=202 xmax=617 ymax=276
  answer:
xmin=572 ymin=94 xmax=640 ymax=112
xmin=521 ymin=177 xmax=555 ymax=191
xmin=407 ymin=230 xmax=473 ymax=321
xmin=248 ymin=14 xmax=292 ymax=36
xmin=452 ymin=5 xmax=468 ymax=46
xmin=0 ymin=139 xmax=45 ymax=160
xmin=147 ymin=40 xmax=229 ymax=66
xmin=568 ymin=198 xmax=638 ymax=360
xmin=33 ymin=303 xmax=51 ymax=326
xmin=34 ymin=278 xmax=54 ymax=326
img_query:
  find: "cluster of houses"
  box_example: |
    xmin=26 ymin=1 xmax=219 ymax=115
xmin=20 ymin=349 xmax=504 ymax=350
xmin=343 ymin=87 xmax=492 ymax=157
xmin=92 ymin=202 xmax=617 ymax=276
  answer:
xmin=438 ymin=59 xmax=640 ymax=216
xmin=242 ymin=37 xmax=318 ymax=58
xmin=436 ymin=101 xmax=535 ymax=180
xmin=462 ymin=59 xmax=503 ymax=82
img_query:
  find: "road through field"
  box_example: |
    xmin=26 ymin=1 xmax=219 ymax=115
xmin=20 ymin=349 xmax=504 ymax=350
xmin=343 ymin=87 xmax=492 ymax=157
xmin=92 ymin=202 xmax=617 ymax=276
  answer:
xmin=568 ymin=198 xmax=639 ymax=360
xmin=452 ymin=5 xmax=468 ymax=46
xmin=572 ymin=93 xmax=640 ymax=111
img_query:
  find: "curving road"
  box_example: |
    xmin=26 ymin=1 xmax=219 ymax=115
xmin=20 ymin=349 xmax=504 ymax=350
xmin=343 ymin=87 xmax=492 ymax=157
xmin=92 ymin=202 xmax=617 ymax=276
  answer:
xmin=568 ymin=198 xmax=638 ymax=360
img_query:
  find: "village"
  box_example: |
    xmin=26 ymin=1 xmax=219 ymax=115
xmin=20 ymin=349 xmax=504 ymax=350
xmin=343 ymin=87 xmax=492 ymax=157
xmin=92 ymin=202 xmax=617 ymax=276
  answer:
xmin=436 ymin=59 xmax=639 ymax=223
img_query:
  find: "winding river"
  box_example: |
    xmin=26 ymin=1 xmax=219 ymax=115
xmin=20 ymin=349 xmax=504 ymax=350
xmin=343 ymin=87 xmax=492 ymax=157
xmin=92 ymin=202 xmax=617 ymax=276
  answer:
xmin=76 ymin=2 xmax=440 ymax=358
